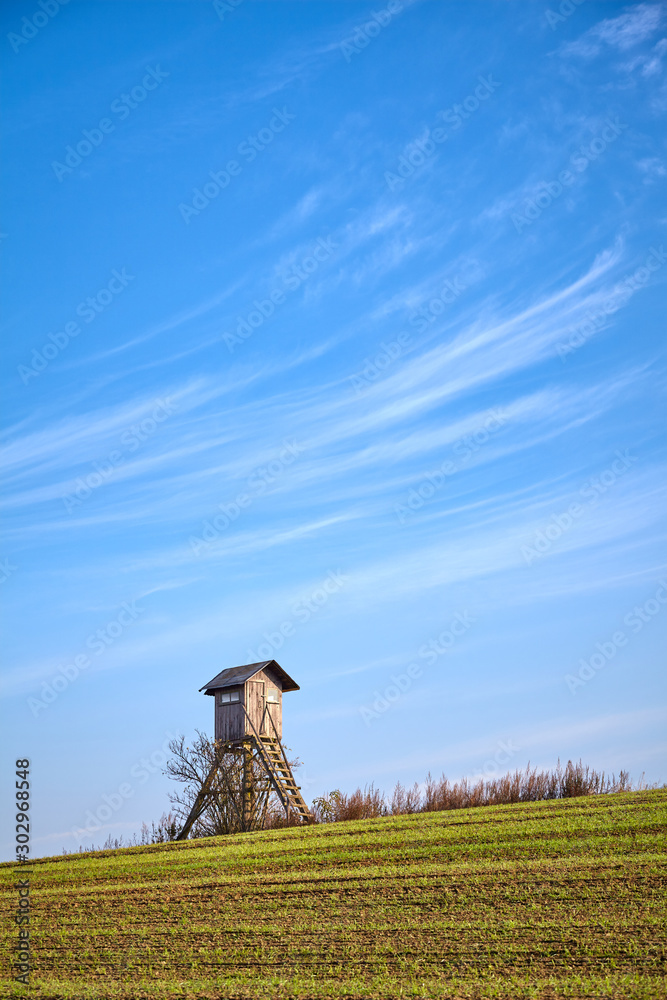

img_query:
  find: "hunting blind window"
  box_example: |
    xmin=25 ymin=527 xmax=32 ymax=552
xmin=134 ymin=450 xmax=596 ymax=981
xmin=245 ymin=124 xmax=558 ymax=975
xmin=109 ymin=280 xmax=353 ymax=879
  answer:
xmin=267 ymin=688 xmax=279 ymax=703
xmin=219 ymin=691 xmax=240 ymax=705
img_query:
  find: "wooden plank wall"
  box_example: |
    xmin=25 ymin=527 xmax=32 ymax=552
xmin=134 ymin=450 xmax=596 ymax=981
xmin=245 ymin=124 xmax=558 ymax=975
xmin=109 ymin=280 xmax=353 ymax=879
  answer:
xmin=257 ymin=666 xmax=283 ymax=739
xmin=214 ymin=687 xmax=245 ymax=742
xmin=213 ymin=669 xmax=284 ymax=742
xmin=246 ymin=680 xmax=264 ymax=737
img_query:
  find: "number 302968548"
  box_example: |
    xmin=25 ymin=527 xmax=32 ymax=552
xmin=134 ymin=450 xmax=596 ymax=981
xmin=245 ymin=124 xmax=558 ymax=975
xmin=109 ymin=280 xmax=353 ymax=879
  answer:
xmin=15 ymin=759 xmax=30 ymax=857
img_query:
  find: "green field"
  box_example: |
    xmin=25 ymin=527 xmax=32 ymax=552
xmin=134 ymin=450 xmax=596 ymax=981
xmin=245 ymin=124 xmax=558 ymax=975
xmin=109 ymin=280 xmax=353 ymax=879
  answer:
xmin=1 ymin=790 xmax=666 ymax=999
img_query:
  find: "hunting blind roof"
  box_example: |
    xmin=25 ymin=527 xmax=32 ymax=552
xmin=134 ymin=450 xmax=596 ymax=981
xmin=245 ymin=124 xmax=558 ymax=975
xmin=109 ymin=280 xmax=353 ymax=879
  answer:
xmin=199 ymin=660 xmax=300 ymax=694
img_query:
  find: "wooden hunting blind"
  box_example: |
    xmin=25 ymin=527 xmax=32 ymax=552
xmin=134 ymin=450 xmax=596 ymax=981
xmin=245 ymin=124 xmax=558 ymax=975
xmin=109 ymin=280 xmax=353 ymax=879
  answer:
xmin=177 ymin=660 xmax=311 ymax=839
xmin=200 ymin=659 xmax=299 ymax=743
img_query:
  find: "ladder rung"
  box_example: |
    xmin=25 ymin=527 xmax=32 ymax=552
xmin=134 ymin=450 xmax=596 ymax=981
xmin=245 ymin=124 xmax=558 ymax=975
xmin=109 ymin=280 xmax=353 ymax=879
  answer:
xmin=253 ymin=735 xmax=312 ymax=821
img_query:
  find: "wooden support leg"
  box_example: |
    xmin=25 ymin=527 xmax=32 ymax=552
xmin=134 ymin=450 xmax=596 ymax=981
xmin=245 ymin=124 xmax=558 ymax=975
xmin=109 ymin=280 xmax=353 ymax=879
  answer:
xmin=176 ymin=753 xmax=220 ymax=841
xmin=176 ymin=740 xmax=237 ymax=841
xmin=242 ymin=741 xmax=253 ymax=832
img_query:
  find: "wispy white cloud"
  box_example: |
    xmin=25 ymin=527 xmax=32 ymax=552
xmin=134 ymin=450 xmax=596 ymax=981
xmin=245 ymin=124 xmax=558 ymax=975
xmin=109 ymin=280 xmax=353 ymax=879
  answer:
xmin=59 ymin=279 xmax=244 ymax=369
xmin=560 ymin=2 xmax=665 ymax=59
xmin=0 ymin=241 xmax=654 ymax=549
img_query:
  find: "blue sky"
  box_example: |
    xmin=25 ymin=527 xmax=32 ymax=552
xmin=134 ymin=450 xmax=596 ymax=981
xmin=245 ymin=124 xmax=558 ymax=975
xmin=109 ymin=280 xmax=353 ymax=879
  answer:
xmin=1 ymin=0 xmax=666 ymax=859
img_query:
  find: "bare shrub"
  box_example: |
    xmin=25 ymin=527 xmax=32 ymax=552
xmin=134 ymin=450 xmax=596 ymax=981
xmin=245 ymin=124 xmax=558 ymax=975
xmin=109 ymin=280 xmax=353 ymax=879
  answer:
xmin=417 ymin=760 xmax=641 ymax=815
xmin=312 ymin=785 xmax=385 ymax=822
xmin=263 ymin=804 xmax=305 ymax=829
xmin=337 ymin=784 xmax=385 ymax=821
xmin=390 ymin=781 xmax=422 ymax=815
xmin=140 ymin=811 xmax=179 ymax=844
xmin=311 ymin=789 xmax=341 ymax=823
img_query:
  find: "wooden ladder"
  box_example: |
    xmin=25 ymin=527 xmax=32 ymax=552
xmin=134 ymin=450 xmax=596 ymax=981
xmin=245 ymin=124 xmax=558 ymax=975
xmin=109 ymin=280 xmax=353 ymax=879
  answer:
xmin=243 ymin=707 xmax=312 ymax=824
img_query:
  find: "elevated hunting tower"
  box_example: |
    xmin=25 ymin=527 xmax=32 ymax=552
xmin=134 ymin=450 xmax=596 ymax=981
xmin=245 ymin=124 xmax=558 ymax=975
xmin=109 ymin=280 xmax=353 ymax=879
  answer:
xmin=202 ymin=659 xmax=298 ymax=742
xmin=177 ymin=660 xmax=311 ymax=838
